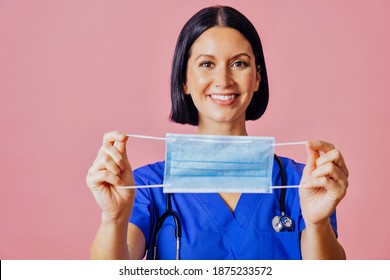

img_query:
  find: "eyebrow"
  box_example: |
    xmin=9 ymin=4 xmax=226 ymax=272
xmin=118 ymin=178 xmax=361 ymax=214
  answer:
xmin=193 ymin=53 xmax=252 ymax=62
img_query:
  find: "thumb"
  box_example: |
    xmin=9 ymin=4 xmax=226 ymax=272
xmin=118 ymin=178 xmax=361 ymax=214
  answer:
xmin=114 ymin=135 xmax=132 ymax=171
xmin=303 ymin=140 xmax=320 ymax=175
xmin=114 ymin=134 xmax=128 ymax=154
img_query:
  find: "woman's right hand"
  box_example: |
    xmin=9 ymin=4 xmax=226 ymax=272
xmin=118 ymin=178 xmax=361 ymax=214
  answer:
xmin=86 ymin=131 xmax=136 ymax=222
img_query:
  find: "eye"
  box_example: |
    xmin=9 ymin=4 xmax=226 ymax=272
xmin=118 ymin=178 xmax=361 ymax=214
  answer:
xmin=232 ymin=60 xmax=249 ymax=68
xmin=199 ymin=61 xmax=214 ymax=68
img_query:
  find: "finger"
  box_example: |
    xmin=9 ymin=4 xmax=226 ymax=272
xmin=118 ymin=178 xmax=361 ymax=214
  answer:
xmin=103 ymin=131 xmax=128 ymax=146
xmin=86 ymin=170 xmax=123 ymax=188
xmin=304 ymin=140 xmax=321 ymax=173
xmin=316 ymin=149 xmax=349 ymax=177
xmin=88 ymin=155 xmax=121 ymax=176
xmin=101 ymin=131 xmax=130 ymax=171
xmin=101 ymin=157 xmax=122 ymax=176
xmin=301 ymin=177 xmax=334 ymax=192
xmin=102 ymin=143 xmax=128 ymax=171
xmin=306 ymin=140 xmax=336 ymax=154
xmin=310 ymin=162 xmax=348 ymax=182
xmin=114 ymin=140 xmax=132 ymax=172
xmin=94 ymin=132 xmax=124 ymax=163
xmin=113 ymin=135 xmax=129 ymax=154
xmin=302 ymin=176 xmax=348 ymax=200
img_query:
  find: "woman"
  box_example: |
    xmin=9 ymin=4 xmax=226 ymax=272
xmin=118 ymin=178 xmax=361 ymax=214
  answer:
xmin=86 ymin=5 xmax=349 ymax=260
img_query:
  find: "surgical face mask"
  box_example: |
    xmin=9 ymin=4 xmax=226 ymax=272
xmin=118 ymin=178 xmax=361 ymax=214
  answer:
xmin=163 ymin=133 xmax=275 ymax=193
xmin=119 ymin=133 xmax=305 ymax=193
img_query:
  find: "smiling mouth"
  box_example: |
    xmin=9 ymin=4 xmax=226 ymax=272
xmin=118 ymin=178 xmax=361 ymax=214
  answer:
xmin=210 ymin=94 xmax=238 ymax=101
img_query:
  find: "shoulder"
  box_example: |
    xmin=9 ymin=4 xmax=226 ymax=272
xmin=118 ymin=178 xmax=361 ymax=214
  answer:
xmin=279 ymin=156 xmax=305 ymax=173
xmin=132 ymin=161 xmax=165 ymax=201
xmin=274 ymin=156 xmax=305 ymax=185
xmin=133 ymin=161 xmax=165 ymax=186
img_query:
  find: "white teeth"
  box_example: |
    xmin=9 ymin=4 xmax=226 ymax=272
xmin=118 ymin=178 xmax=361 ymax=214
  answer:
xmin=210 ymin=94 xmax=236 ymax=100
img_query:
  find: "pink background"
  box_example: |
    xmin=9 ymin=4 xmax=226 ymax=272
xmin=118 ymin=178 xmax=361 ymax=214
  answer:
xmin=1 ymin=0 xmax=389 ymax=260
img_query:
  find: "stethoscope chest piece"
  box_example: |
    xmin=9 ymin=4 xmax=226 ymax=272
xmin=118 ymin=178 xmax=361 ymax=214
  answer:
xmin=272 ymin=213 xmax=294 ymax=232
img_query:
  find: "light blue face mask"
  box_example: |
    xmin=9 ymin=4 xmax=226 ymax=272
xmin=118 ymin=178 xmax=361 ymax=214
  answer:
xmin=117 ymin=133 xmax=305 ymax=193
xmin=163 ymin=133 xmax=275 ymax=193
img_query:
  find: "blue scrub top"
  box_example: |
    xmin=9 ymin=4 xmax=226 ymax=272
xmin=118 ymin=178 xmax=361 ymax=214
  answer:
xmin=130 ymin=157 xmax=338 ymax=260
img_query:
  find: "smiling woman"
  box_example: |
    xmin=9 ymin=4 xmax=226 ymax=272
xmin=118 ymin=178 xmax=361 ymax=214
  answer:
xmin=86 ymin=5 xmax=349 ymax=260
xmin=184 ymin=27 xmax=260 ymax=135
xmin=170 ymin=6 xmax=269 ymax=127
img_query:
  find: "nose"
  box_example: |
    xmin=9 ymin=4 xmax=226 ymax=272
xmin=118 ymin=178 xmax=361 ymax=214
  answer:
xmin=214 ymin=65 xmax=233 ymax=88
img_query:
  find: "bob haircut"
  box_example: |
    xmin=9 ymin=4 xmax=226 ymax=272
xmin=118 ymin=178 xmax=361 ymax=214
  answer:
xmin=170 ymin=5 xmax=269 ymax=125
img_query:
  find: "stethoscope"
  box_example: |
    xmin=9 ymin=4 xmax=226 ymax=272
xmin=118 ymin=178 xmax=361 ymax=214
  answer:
xmin=151 ymin=154 xmax=293 ymax=260
xmin=271 ymin=155 xmax=294 ymax=232
xmin=151 ymin=192 xmax=182 ymax=260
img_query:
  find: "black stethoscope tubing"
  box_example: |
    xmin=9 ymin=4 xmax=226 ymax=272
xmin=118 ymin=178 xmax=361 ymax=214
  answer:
xmin=273 ymin=155 xmax=294 ymax=232
xmin=151 ymin=192 xmax=182 ymax=260
xmin=274 ymin=154 xmax=287 ymax=212
xmin=151 ymin=154 xmax=292 ymax=259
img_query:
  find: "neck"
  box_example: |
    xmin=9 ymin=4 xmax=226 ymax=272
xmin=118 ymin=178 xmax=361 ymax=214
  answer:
xmin=197 ymin=118 xmax=248 ymax=136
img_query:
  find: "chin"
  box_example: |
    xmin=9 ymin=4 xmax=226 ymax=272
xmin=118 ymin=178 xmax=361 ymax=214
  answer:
xmin=209 ymin=114 xmax=245 ymax=125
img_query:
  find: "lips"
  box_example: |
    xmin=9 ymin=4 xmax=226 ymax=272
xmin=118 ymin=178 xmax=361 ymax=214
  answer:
xmin=209 ymin=93 xmax=239 ymax=105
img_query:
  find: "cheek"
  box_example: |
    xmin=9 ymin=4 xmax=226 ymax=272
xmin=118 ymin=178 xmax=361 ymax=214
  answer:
xmin=187 ymin=71 xmax=210 ymax=91
xmin=241 ymin=72 xmax=259 ymax=91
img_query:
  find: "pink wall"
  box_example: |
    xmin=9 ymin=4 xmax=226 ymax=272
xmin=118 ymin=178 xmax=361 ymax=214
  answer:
xmin=1 ymin=0 xmax=389 ymax=259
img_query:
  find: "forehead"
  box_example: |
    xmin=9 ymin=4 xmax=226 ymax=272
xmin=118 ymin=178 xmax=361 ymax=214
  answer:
xmin=189 ymin=27 xmax=254 ymax=58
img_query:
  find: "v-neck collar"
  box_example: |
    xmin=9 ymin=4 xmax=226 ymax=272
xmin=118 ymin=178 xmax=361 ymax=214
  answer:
xmin=193 ymin=193 xmax=263 ymax=257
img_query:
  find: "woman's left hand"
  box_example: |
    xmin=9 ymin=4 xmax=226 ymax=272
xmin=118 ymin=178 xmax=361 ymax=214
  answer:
xmin=299 ymin=140 xmax=349 ymax=226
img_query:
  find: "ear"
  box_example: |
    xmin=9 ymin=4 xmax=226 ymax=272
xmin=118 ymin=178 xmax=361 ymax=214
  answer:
xmin=183 ymin=83 xmax=190 ymax=95
xmin=255 ymin=69 xmax=261 ymax=92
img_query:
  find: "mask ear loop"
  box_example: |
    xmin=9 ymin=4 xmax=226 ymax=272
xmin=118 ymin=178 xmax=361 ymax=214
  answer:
xmin=125 ymin=133 xmax=306 ymax=146
xmin=118 ymin=134 xmax=306 ymax=191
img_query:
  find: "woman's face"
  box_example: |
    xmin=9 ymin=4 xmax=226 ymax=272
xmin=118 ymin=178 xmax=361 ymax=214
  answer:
xmin=184 ymin=27 xmax=260 ymax=129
